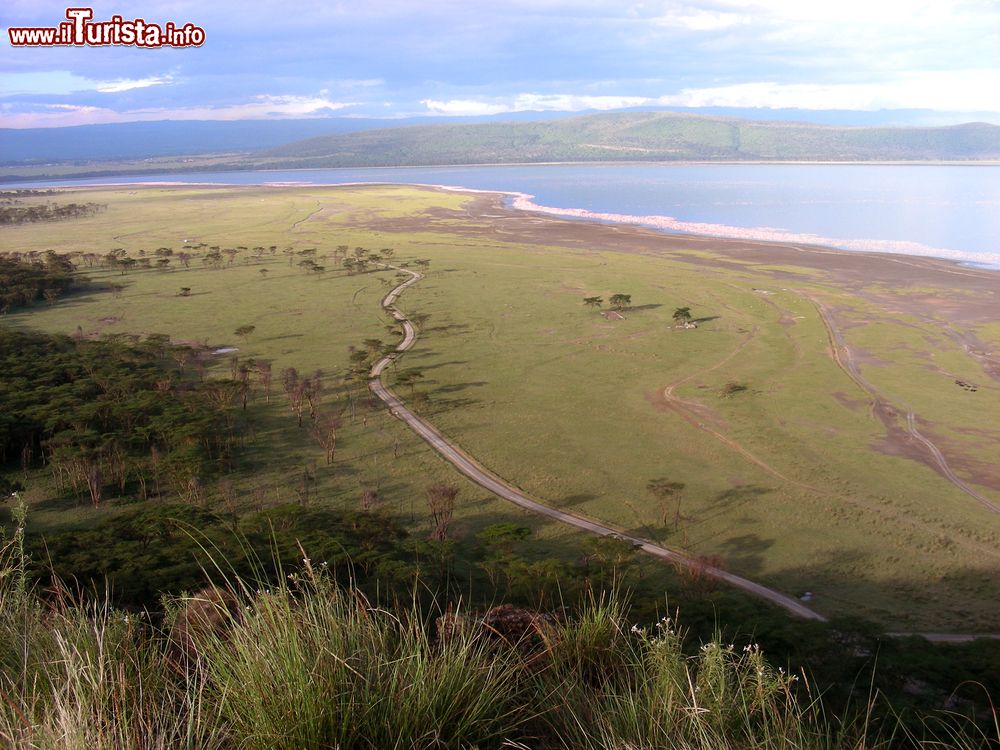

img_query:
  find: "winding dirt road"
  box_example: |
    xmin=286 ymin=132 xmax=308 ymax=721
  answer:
xmin=368 ymin=265 xmax=825 ymax=622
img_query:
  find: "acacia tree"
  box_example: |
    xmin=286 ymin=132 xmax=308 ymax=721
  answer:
xmin=302 ymin=370 xmax=323 ymax=420
xmin=673 ymin=307 xmax=693 ymax=325
xmin=609 ymin=293 xmax=632 ymax=312
xmin=281 ymin=367 xmax=323 ymax=426
xmin=360 ymin=486 xmax=379 ymax=511
xmin=583 ymin=296 xmax=603 ymax=308
xmin=310 ymin=412 xmax=340 ymax=464
xmin=426 ymin=483 xmax=458 ymax=541
xmin=647 ymin=477 xmax=686 ymax=529
xmin=282 ymin=367 xmax=306 ymax=426
xmin=255 ymin=360 xmax=273 ymax=402
xmin=585 ymin=535 xmax=639 ymax=586
xmin=234 ymin=325 xmax=256 ymax=344
xmin=396 ymin=368 xmax=424 ymax=396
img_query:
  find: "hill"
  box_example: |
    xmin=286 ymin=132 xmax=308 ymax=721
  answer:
xmin=259 ymin=111 xmax=1000 ymax=166
xmin=0 ymin=112 xmax=580 ymax=165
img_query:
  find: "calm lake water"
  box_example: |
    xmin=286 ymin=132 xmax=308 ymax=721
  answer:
xmin=14 ymin=164 xmax=1000 ymax=267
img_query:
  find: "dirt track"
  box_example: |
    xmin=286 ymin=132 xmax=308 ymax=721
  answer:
xmin=657 ymin=326 xmax=823 ymax=493
xmin=804 ymin=292 xmax=1000 ymax=515
xmin=368 ymin=263 xmax=825 ymax=621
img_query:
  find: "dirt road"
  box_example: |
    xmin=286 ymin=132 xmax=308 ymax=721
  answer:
xmin=805 ymin=293 xmax=1000 ymax=515
xmin=368 ymin=265 xmax=825 ymax=621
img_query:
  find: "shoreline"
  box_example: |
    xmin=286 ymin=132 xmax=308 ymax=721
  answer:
xmin=48 ymin=179 xmax=1000 ymax=275
xmin=502 ymin=191 xmax=1000 ymax=270
xmin=5 ymin=158 xmax=1000 ymax=184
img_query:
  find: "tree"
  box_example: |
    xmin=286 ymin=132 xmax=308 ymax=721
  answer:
xmin=585 ymin=535 xmax=639 ymax=585
xmin=583 ymin=296 xmax=603 ymax=308
xmin=673 ymin=307 xmax=693 ymax=325
xmin=609 ymin=293 xmax=631 ymax=311
xmin=255 ymin=360 xmax=273 ymax=402
xmin=476 ymin=523 xmax=531 ymax=590
xmin=234 ymin=325 xmax=256 ymax=344
xmin=178 ymin=287 xmax=191 ymax=297
xmin=647 ymin=477 xmax=686 ymax=529
xmin=426 ymin=483 xmax=458 ymax=541
xmin=310 ymin=412 xmax=340 ymax=465
xmin=360 ymin=486 xmax=379 ymax=512
xmin=282 ymin=367 xmax=306 ymax=426
xmin=396 ymin=368 xmax=424 ymax=396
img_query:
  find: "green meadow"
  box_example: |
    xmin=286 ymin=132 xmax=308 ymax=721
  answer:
xmin=4 ymin=184 xmax=1000 ymax=630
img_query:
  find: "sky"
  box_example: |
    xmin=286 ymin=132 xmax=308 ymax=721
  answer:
xmin=1 ymin=0 xmax=999 ymax=128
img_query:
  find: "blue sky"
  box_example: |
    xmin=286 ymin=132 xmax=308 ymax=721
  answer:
xmin=2 ymin=0 xmax=999 ymax=127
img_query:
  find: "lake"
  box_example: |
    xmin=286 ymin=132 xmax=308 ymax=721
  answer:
xmin=13 ymin=163 xmax=1000 ymax=267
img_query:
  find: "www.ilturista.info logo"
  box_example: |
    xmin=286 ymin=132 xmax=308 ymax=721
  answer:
xmin=8 ymin=7 xmax=205 ymax=48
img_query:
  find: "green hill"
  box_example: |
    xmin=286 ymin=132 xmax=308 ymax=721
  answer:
xmin=259 ymin=111 xmax=1000 ymax=166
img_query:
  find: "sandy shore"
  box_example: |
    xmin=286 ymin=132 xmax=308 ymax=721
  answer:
xmin=505 ymin=192 xmax=1000 ymax=268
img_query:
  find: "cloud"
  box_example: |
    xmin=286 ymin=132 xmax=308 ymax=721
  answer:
xmin=94 ymin=75 xmax=175 ymax=93
xmin=3 ymin=2 xmax=999 ymax=127
xmin=0 ymin=71 xmax=175 ymax=97
xmin=647 ymin=7 xmax=750 ymax=31
xmin=0 ymin=94 xmax=358 ymax=128
xmin=655 ymin=71 xmax=1000 ymax=112
xmin=422 ymin=93 xmax=652 ymax=116
xmin=420 ymin=99 xmax=511 ymax=116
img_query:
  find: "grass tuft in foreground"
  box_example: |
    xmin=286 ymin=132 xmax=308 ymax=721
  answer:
xmin=1 ymin=517 xmax=996 ymax=749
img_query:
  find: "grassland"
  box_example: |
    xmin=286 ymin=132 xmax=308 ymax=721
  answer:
xmin=4 ymin=184 xmax=1000 ymax=631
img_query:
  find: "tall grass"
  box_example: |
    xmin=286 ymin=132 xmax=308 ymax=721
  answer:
xmin=0 ymin=511 xmax=996 ymax=749
xmin=198 ymin=572 xmax=527 ymax=749
xmin=0 ymin=496 xmax=225 ymax=749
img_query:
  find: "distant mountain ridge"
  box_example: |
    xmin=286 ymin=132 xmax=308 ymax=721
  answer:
xmin=3 ymin=111 xmax=998 ymax=182
xmin=259 ymin=111 xmax=1000 ymax=166
xmin=0 ymin=112 xmax=578 ymax=165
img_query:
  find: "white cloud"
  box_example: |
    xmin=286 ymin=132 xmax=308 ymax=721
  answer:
xmin=656 ymin=71 xmax=1000 ymax=112
xmin=95 ymin=75 xmax=175 ymax=93
xmin=0 ymin=94 xmax=358 ymax=128
xmin=648 ymin=8 xmax=749 ymax=31
xmin=422 ymin=93 xmax=651 ymax=116
xmin=513 ymin=93 xmax=652 ymax=110
xmin=0 ymin=70 xmax=175 ymax=97
xmin=420 ymin=99 xmax=512 ymax=116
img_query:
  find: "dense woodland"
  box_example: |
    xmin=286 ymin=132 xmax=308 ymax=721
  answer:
xmin=0 ymin=328 xmax=243 ymax=508
xmin=0 ymin=252 xmax=81 ymax=312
